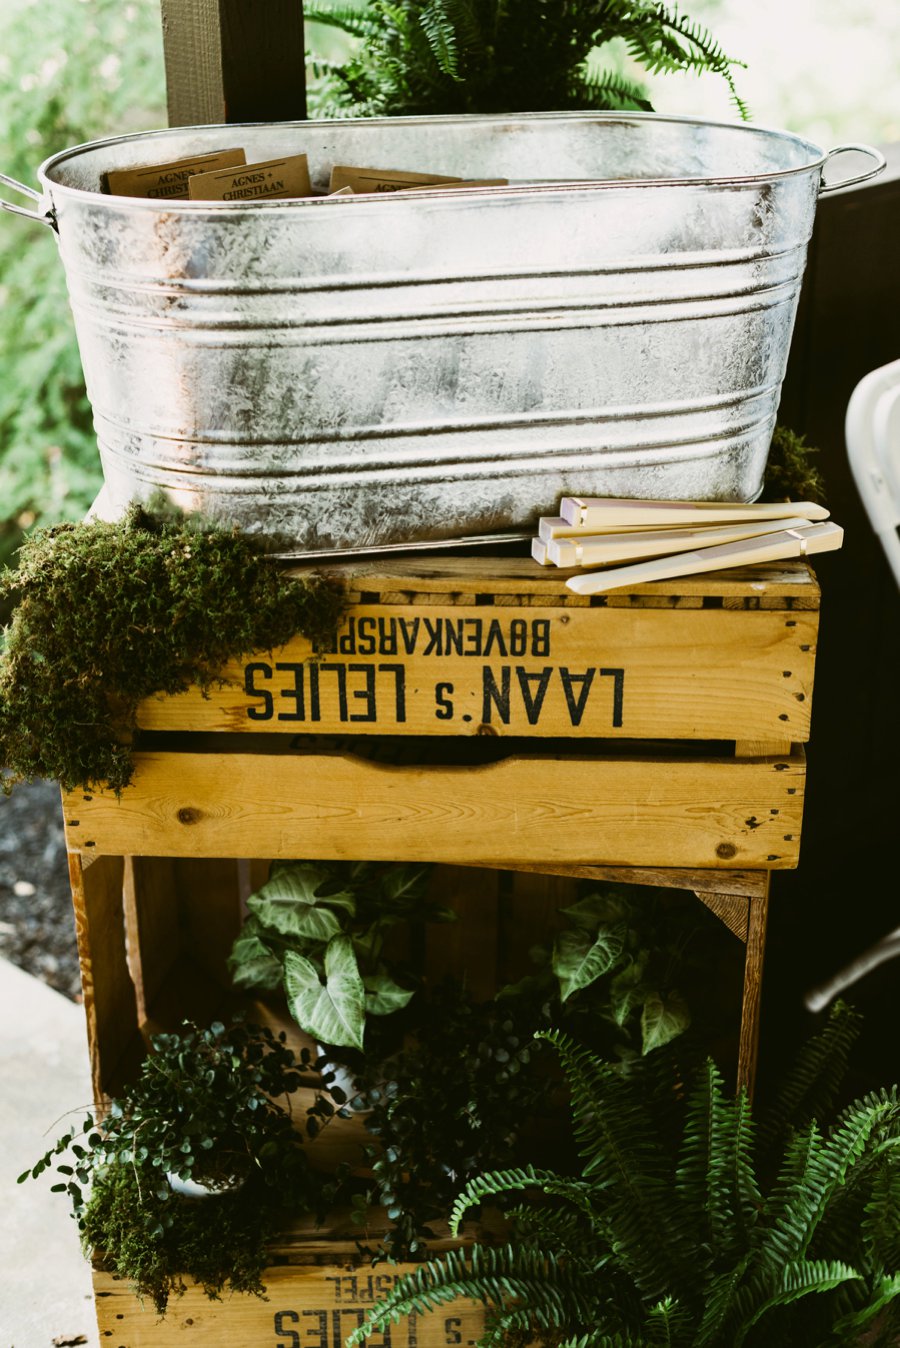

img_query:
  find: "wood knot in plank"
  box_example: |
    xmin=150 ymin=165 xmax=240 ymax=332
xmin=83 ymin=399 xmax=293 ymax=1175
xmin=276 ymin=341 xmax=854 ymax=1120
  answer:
xmin=176 ymin=806 xmax=202 ymax=825
xmin=716 ymin=842 xmax=737 ymax=859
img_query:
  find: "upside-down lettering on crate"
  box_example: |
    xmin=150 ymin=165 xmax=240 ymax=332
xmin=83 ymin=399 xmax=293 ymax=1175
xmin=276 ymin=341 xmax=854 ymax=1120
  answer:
xmin=135 ymin=557 xmax=820 ymax=743
xmin=94 ymin=1222 xmax=487 ymax=1347
xmin=61 ymin=559 xmax=816 ymax=872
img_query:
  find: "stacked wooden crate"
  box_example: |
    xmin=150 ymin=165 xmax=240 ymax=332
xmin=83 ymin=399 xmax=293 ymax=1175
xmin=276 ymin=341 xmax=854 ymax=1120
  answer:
xmin=63 ymin=553 xmax=820 ymax=1345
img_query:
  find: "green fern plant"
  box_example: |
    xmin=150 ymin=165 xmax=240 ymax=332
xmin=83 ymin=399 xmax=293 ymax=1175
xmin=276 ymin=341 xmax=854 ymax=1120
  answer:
xmin=349 ymin=1003 xmax=900 ymax=1347
xmin=306 ymin=0 xmax=747 ymax=120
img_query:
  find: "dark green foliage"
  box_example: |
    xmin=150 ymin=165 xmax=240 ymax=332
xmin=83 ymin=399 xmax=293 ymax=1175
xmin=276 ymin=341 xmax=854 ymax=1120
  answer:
xmin=229 ymin=858 xmax=453 ymax=1049
xmin=324 ymin=885 xmax=696 ymax=1261
xmin=346 ymin=979 xmax=556 ymax=1261
xmin=761 ymin=425 xmax=827 ymax=505
xmin=231 ymin=872 xmax=690 ymax=1059
xmin=0 ymin=502 xmax=345 ymax=793
xmin=20 ymin=1019 xmax=328 ymax=1314
xmin=502 ymin=884 xmax=692 ymax=1060
xmin=306 ymin=0 xmax=747 ymax=119
xmin=348 ymin=1006 xmax=900 ymax=1347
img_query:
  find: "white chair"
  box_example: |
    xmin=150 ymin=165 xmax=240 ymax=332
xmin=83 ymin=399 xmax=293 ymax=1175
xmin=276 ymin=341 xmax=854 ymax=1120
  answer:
xmin=845 ymin=358 xmax=900 ymax=588
xmin=804 ymin=362 xmax=900 ymax=1012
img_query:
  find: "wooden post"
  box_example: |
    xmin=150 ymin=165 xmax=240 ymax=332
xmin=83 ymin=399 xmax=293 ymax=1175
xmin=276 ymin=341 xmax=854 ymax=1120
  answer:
xmin=736 ymin=878 xmax=770 ymax=1101
xmin=160 ymin=0 xmax=307 ymax=127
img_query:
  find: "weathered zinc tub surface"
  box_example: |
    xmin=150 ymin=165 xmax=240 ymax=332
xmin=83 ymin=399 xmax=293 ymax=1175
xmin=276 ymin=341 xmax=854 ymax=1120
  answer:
xmin=0 ymin=113 xmax=884 ymax=553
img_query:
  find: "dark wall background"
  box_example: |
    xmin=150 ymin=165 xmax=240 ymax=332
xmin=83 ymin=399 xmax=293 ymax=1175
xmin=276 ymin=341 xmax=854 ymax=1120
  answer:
xmin=761 ymin=146 xmax=900 ymax=1096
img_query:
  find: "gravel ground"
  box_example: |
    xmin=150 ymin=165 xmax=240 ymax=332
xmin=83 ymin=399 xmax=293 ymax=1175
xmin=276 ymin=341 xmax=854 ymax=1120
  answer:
xmin=0 ymin=779 xmax=82 ymax=1001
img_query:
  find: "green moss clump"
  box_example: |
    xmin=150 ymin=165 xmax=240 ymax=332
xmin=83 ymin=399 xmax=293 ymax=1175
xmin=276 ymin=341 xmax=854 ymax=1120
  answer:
xmin=0 ymin=503 xmax=345 ymax=794
xmin=763 ymin=424 xmax=827 ymax=505
xmin=82 ymin=1164 xmax=285 ymax=1315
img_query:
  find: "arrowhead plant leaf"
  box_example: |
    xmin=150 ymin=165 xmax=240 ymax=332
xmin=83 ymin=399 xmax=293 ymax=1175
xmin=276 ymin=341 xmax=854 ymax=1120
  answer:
xmin=227 ymin=933 xmax=282 ymax=990
xmin=364 ymin=968 xmax=417 ymax=1016
xmin=641 ymin=990 xmax=691 ymax=1054
xmin=284 ymin=936 xmax=366 ymax=1049
xmin=248 ymin=863 xmax=355 ymax=940
xmin=552 ymin=922 xmax=627 ymax=1001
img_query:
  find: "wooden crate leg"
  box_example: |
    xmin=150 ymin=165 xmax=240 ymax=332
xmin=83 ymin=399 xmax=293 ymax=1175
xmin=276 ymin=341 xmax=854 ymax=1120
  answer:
xmin=694 ymin=879 xmax=771 ymax=1100
xmin=68 ymin=851 xmax=134 ymax=1108
xmin=737 ymin=878 xmax=771 ymax=1102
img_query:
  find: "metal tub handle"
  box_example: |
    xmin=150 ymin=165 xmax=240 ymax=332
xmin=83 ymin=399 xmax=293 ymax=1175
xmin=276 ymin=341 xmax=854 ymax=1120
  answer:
xmin=0 ymin=172 xmax=56 ymax=228
xmin=819 ymin=144 xmax=887 ymax=194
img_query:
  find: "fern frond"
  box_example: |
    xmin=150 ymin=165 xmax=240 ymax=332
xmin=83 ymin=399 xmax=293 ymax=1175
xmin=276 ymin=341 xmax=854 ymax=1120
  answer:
xmin=616 ymin=4 xmax=749 ymax=120
xmin=420 ymin=0 xmax=462 ymax=79
xmin=347 ymin=1243 xmax=596 ymax=1345
xmin=729 ymin=1258 xmax=861 ymax=1346
xmin=303 ymin=2 xmax=375 ymax=39
xmin=757 ymin=1000 xmax=863 ymax=1162
xmin=759 ymin=1095 xmax=899 ymax=1277
xmin=828 ymin=1274 xmax=900 ymax=1343
xmin=306 ymin=0 xmax=748 ymax=118
xmin=813 ymin=1087 xmax=900 ymax=1272
xmin=692 ymin=1256 xmax=752 ymax=1347
xmin=537 ymin=1030 xmax=685 ymax=1297
xmin=674 ymin=1062 xmax=759 ymax=1268
xmin=642 ymin=1294 xmax=693 ymax=1345
xmin=575 ymin=64 xmax=654 ymax=111
xmin=505 ymin=1200 xmax=586 ymax=1253
xmin=449 ymin=1165 xmax=557 ymax=1237
xmin=428 ymin=0 xmax=485 ymax=57
xmin=560 ymin=1335 xmax=644 ymax=1348
xmin=860 ymin=1161 xmax=900 ymax=1270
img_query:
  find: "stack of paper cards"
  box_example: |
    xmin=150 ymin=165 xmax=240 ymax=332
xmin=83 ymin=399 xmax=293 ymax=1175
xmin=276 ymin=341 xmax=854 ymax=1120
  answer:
xmin=531 ymin=498 xmax=842 ymax=594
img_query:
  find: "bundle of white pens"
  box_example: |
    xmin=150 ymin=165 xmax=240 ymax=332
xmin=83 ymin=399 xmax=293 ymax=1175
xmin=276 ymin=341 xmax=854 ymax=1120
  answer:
xmin=532 ymin=498 xmax=843 ymax=594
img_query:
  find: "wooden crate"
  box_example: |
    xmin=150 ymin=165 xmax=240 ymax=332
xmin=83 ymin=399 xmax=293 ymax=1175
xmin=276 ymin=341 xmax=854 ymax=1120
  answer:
xmin=94 ymin=1214 xmax=487 ymax=1347
xmin=64 ymin=556 xmax=819 ymax=1344
xmin=61 ymin=557 xmax=818 ymax=872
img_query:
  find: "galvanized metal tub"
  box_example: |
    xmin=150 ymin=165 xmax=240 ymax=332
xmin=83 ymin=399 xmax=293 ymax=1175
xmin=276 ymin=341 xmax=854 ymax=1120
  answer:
xmin=1 ymin=113 xmax=884 ymax=553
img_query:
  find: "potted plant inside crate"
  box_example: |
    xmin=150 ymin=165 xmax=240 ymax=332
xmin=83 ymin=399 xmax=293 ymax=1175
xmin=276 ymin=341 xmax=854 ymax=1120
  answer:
xmin=230 ymin=864 xmax=699 ymax=1260
xmin=228 ymin=858 xmax=458 ymax=1053
xmin=20 ymin=1018 xmax=331 ymax=1314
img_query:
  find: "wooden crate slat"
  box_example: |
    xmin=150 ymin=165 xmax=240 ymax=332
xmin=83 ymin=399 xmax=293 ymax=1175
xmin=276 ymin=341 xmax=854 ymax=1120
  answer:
xmin=137 ymin=604 xmax=817 ymax=742
xmin=161 ymin=0 xmax=307 ymax=127
xmin=307 ymin=556 xmax=821 ymax=601
xmin=62 ymin=748 xmax=805 ymax=869
xmin=94 ymin=1261 xmax=484 ymax=1346
xmin=475 ymin=861 xmax=771 ymax=898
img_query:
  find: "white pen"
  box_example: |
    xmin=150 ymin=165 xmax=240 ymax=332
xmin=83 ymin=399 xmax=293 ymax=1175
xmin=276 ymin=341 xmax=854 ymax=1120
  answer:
xmin=538 ymin=515 xmax=704 ymax=541
xmin=559 ymin=497 xmax=830 ymax=530
xmin=565 ymin=522 xmax=844 ymax=595
xmin=548 ymin=516 xmax=813 ymax=569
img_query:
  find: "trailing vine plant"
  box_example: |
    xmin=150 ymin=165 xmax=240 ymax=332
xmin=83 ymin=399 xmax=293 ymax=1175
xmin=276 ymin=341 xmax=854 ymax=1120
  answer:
xmin=306 ymin=0 xmax=748 ymax=119
xmin=0 ymin=502 xmax=345 ymax=794
xmin=19 ymin=1019 xmax=333 ymax=1315
xmin=349 ymin=1002 xmax=900 ymax=1348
